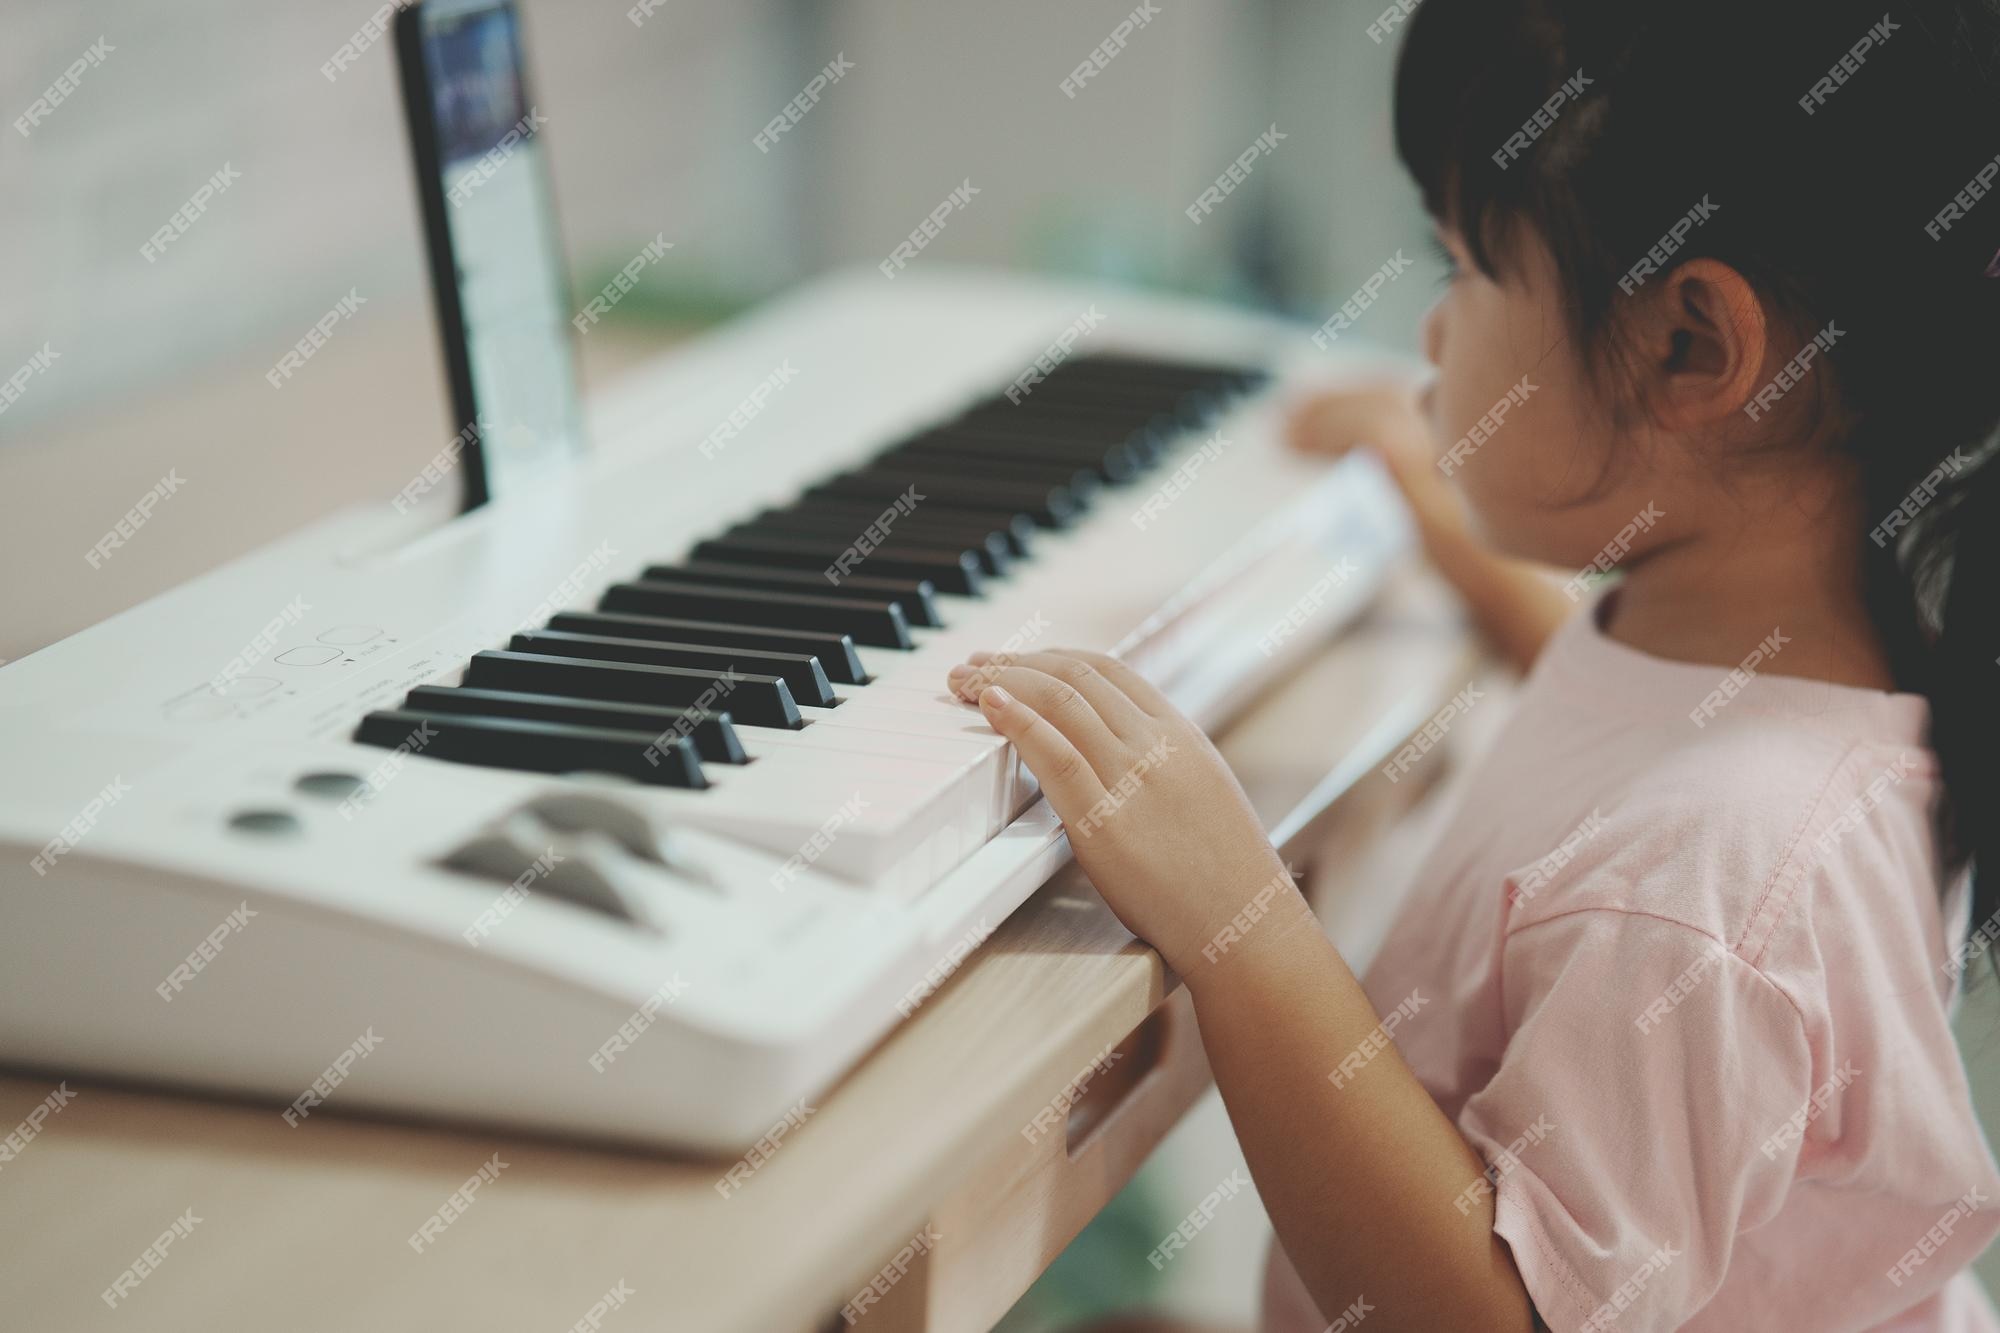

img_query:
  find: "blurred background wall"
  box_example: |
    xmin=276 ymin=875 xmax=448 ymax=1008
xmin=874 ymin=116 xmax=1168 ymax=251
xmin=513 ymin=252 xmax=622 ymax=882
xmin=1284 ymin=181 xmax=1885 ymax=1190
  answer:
xmin=0 ymin=0 xmax=1442 ymax=662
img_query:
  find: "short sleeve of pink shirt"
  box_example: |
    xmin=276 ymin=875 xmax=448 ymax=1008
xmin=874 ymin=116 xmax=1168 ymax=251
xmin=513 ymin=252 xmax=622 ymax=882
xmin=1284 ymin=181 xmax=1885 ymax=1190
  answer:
xmin=1354 ymin=598 xmax=2000 ymax=1332
xmin=1460 ymin=909 xmax=1814 ymax=1329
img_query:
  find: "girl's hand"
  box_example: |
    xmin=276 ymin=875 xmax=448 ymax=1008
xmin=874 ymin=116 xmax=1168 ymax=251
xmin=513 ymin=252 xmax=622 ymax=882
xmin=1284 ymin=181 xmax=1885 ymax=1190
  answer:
xmin=1286 ymin=380 xmax=1467 ymax=540
xmin=1287 ymin=380 xmax=1433 ymax=471
xmin=1289 ymin=381 xmax=1575 ymax=672
xmin=945 ymin=648 xmax=1294 ymax=975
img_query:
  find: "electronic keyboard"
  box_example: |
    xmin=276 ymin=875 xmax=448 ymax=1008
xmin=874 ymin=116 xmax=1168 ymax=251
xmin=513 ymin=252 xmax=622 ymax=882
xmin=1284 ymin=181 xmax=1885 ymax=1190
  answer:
xmin=0 ymin=269 xmax=1408 ymax=1152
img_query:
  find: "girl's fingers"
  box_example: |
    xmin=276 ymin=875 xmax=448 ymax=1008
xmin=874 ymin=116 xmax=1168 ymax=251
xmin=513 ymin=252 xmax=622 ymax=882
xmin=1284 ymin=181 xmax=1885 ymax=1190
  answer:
xmin=953 ymin=646 xmax=1176 ymax=721
xmin=958 ymin=664 xmax=1125 ymax=774
xmin=1037 ymin=649 xmax=1177 ymax=720
xmin=990 ymin=651 xmax=1152 ymax=740
xmin=975 ymin=686 xmax=1107 ymax=818
xmin=1286 ymin=395 xmax=1354 ymax=457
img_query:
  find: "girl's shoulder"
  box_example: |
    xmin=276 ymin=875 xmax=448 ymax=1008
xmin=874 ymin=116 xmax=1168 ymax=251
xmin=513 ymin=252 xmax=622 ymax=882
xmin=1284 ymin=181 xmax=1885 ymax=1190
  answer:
xmin=1500 ymin=598 xmax=1948 ymax=969
xmin=1504 ymin=719 xmax=1950 ymax=987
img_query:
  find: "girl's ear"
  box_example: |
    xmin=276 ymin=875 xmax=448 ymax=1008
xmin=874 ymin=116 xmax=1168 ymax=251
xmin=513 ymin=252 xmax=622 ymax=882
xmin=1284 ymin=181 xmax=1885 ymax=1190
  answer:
xmin=1636 ymin=258 xmax=1769 ymax=432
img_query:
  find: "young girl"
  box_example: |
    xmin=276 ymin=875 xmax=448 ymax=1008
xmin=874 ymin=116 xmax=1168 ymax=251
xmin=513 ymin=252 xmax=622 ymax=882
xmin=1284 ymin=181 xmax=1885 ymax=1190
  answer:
xmin=946 ymin=0 xmax=2000 ymax=1328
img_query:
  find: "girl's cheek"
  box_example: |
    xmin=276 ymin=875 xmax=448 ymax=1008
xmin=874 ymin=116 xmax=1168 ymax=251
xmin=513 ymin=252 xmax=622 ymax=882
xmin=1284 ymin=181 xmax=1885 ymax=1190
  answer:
xmin=1421 ymin=295 xmax=1447 ymax=368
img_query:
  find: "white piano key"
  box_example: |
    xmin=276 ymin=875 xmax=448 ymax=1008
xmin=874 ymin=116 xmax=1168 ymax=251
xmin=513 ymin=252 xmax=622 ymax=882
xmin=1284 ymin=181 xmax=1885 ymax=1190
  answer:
xmin=743 ymin=724 xmax=1013 ymax=835
xmin=653 ymin=748 xmax=990 ymax=893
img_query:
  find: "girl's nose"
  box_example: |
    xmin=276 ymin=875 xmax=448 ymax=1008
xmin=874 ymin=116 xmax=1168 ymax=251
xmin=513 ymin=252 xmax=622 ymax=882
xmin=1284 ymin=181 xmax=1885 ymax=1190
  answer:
xmin=1421 ymin=297 xmax=1446 ymax=367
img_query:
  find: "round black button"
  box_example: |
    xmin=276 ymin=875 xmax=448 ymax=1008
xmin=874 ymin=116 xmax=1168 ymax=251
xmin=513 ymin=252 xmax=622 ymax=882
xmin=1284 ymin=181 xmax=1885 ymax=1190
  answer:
xmin=294 ymin=771 xmax=367 ymax=801
xmin=227 ymin=809 xmax=302 ymax=836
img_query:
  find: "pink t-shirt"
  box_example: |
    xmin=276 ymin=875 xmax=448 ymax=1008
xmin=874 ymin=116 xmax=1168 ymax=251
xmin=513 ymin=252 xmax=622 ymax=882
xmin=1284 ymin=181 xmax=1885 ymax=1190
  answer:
xmin=1356 ymin=597 xmax=2000 ymax=1331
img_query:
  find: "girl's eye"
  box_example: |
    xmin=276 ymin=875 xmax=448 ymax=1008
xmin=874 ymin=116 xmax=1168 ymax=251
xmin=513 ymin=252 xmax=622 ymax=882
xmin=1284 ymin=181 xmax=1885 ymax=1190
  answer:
xmin=1429 ymin=235 xmax=1461 ymax=283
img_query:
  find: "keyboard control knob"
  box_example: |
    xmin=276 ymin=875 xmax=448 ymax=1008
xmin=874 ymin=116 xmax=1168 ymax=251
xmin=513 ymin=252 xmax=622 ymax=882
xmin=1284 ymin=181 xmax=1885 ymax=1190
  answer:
xmin=521 ymin=791 xmax=675 ymax=867
xmin=442 ymin=813 xmax=649 ymax=928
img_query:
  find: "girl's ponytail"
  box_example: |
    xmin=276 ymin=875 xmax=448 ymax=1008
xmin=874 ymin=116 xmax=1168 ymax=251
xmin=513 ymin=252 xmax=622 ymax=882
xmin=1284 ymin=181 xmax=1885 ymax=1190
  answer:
xmin=1927 ymin=443 xmax=2000 ymax=957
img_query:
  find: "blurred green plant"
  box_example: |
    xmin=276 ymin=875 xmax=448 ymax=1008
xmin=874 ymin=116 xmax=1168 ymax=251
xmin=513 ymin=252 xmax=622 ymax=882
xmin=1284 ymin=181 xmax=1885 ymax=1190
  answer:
xmin=994 ymin=1174 xmax=1175 ymax=1332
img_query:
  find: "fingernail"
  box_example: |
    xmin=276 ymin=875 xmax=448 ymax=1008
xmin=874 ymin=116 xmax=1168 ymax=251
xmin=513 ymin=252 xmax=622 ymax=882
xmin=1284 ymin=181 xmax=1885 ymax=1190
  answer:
xmin=947 ymin=664 xmax=973 ymax=682
xmin=965 ymin=650 xmax=994 ymax=665
xmin=981 ymin=686 xmax=1011 ymax=709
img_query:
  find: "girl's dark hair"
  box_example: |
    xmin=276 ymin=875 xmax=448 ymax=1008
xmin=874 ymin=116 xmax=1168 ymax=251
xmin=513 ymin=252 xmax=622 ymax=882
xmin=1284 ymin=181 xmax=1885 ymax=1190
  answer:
xmin=1394 ymin=0 xmax=2000 ymax=953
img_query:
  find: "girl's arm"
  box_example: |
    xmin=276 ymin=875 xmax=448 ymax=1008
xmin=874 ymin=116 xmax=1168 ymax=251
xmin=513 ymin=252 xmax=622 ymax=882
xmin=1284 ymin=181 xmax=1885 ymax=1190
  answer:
xmin=1191 ymin=909 xmax=1539 ymax=1330
xmin=946 ymin=650 xmax=1539 ymax=1331
xmin=1290 ymin=384 xmax=1574 ymax=674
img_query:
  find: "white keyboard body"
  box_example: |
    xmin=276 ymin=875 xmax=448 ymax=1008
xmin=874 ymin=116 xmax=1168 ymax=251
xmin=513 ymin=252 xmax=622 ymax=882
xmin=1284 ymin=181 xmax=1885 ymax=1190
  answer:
xmin=0 ymin=269 xmax=1407 ymax=1152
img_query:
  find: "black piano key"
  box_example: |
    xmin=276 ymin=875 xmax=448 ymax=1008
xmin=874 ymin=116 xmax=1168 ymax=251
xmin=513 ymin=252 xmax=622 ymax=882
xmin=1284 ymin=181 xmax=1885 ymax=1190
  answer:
xmin=1013 ymin=387 xmax=1210 ymax=417
xmin=955 ymin=399 xmax=1186 ymax=439
xmin=708 ymin=512 xmax=1008 ymax=576
xmin=599 ymin=580 xmax=913 ymax=650
xmin=689 ymin=534 xmax=987 ymax=597
xmin=1069 ymin=352 xmax=1264 ymax=382
xmin=924 ymin=414 xmax=1172 ymax=466
xmin=774 ymin=498 xmax=1038 ymax=558
xmin=963 ymin=386 xmax=1174 ymax=416
xmin=509 ymin=630 xmax=836 ymax=709
xmin=635 ymin=562 xmax=943 ymax=629
xmin=919 ymin=404 xmax=1164 ymax=439
xmin=984 ymin=372 xmax=1238 ymax=406
xmin=808 ymin=472 xmax=1082 ymax=528
xmin=1013 ymin=383 xmax=1241 ymax=426
xmin=974 ymin=369 xmax=1207 ymax=400
xmin=884 ymin=434 xmax=1145 ymax=484
xmin=1015 ymin=366 xmax=1205 ymax=389
xmin=714 ymin=515 xmax=1012 ymax=578
xmin=355 ymin=709 xmax=707 ymax=788
xmin=1054 ymin=354 xmax=1263 ymax=388
xmin=545 ymin=611 xmax=870 ymax=684
xmin=463 ymin=650 xmax=804 ymax=729
xmin=854 ymin=448 xmax=1103 ymax=500
xmin=404 ymin=685 xmax=749 ymax=764
xmin=836 ymin=461 xmax=1095 ymax=511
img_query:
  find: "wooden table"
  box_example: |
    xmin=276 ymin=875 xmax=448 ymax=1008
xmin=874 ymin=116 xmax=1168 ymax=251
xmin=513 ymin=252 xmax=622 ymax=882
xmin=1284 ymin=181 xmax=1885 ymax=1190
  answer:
xmin=0 ymin=573 xmax=1475 ymax=1333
